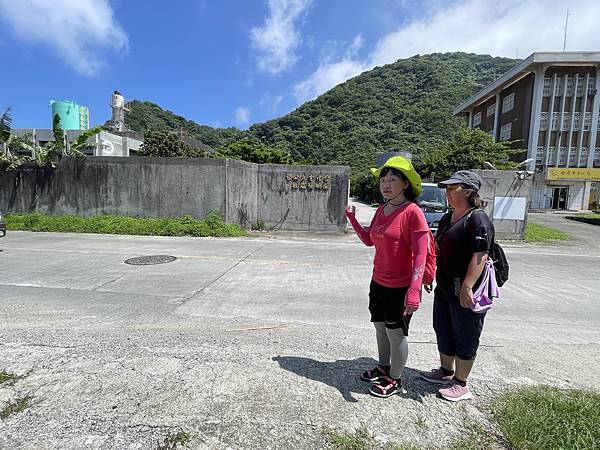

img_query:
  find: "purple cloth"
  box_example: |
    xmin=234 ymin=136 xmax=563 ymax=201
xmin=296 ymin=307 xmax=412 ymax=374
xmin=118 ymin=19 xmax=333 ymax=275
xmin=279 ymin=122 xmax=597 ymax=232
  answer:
xmin=471 ymin=260 xmax=500 ymax=313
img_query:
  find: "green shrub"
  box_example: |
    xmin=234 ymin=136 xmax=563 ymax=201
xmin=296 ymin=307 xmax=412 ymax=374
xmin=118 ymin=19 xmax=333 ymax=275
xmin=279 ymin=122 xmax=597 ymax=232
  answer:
xmin=6 ymin=212 xmax=245 ymax=238
xmin=350 ymin=172 xmax=380 ymax=203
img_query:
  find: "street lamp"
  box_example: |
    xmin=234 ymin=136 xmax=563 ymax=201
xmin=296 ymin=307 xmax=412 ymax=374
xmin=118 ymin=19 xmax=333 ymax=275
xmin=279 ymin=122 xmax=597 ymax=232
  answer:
xmin=516 ymin=158 xmax=534 ymax=168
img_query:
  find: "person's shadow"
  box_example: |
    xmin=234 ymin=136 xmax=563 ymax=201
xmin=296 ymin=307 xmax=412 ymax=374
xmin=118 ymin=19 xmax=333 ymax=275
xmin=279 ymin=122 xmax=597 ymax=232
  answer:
xmin=272 ymin=356 xmax=440 ymax=403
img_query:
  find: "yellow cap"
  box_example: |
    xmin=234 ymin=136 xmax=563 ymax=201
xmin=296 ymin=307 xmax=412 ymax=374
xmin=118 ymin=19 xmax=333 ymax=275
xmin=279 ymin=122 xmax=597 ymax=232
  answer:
xmin=370 ymin=156 xmax=422 ymax=197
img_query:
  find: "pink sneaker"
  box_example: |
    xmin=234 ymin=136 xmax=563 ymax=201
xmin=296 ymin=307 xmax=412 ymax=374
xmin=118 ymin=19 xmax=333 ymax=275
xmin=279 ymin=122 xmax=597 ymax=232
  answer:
xmin=420 ymin=367 xmax=453 ymax=385
xmin=438 ymin=382 xmax=472 ymax=402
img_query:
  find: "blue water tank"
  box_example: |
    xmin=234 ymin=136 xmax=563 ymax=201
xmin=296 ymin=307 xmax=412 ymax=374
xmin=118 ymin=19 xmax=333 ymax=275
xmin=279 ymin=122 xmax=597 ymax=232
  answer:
xmin=50 ymin=100 xmax=89 ymax=130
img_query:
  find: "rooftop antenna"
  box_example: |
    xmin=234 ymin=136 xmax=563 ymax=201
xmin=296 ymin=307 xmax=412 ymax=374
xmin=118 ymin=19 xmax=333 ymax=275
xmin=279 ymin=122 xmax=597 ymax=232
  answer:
xmin=562 ymin=9 xmax=570 ymax=52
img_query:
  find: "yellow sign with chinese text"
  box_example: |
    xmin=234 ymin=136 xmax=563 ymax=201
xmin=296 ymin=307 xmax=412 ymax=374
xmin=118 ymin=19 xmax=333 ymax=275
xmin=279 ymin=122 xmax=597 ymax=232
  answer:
xmin=547 ymin=167 xmax=600 ymax=181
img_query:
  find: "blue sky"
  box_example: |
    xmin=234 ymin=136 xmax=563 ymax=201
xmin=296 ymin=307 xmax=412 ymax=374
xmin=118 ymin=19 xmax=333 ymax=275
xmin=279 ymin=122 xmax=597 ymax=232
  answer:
xmin=1 ymin=0 xmax=599 ymax=130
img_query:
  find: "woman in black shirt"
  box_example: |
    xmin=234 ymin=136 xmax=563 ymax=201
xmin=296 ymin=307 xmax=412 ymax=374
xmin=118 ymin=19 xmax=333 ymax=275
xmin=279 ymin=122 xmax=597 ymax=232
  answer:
xmin=420 ymin=170 xmax=495 ymax=402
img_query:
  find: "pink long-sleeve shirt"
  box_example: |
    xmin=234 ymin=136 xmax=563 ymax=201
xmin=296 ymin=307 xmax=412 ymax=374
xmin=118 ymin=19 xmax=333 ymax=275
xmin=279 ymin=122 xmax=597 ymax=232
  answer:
xmin=348 ymin=202 xmax=429 ymax=289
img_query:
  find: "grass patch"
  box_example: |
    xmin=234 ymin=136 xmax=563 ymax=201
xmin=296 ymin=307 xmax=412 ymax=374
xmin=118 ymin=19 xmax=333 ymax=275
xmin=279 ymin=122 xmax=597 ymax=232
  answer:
xmin=525 ymin=223 xmax=569 ymax=242
xmin=327 ymin=426 xmax=373 ymax=450
xmin=571 ymin=213 xmax=600 ymax=219
xmin=493 ymin=386 xmax=600 ymax=450
xmin=566 ymin=213 xmax=600 ymax=226
xmin=0 ymin=369 xmax=24 ymax=387
xmin=156 ymin=429 xmax=191 ymax=450
xmin=447 ymin=418 xmax=499 ymax=450
xmin=0 ymin=395 xmax=33 ymax=419
xmin=6 ymin=211 xmax=246 ymax=238
xmin=325 ymin=426 xmax=420 ymax=450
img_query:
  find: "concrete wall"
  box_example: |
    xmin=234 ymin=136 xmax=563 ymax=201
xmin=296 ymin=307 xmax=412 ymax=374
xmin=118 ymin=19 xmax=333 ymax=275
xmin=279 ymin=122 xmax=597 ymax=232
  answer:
xmin=0 ymin=157 xmax=350 ymax=232
xmin=257 ymin=164 xmax=349 ymax=232
xmin=474 ymin=169 xmax=533 ymax=240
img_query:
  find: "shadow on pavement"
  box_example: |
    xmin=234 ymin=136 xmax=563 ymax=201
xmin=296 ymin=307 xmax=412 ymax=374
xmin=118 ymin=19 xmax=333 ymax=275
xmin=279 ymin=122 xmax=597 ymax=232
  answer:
xmin=273 ymin=356 xmax=440 ymax=403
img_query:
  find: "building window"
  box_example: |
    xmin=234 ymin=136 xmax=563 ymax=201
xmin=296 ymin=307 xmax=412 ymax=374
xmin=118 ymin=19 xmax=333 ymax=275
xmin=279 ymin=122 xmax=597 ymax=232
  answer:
xmin=543 ymin=78 xmax=552 ymax=97
xmin=588 ymin=77 xmax=596 ymax=91
xmin=554 ymin=82 xmax=564 ymax=97
xmin=539 ymin=112 xmax=549 ymax=131
xmin=548 ymin=147 xmax=557 ymax=165
xmin=499 ymin=123 xmax=512 ymax=141
xmin=487 ymin=103 xmax=496 ymax=117
xmin=573 ymin=112 xmax=581 ymax=131
xmin=594 ymin=148 xmax=600 ymax=168
xmin=502 ymin=93 xmax=515 ymax=113
xmin=473 ymin=111 xmax=482 ymax=127
xmin=568 ymin=148 xmax=577 ymax=167
xmin=561 ymin=112 xmax=571 ymax=131
xmin=566 ymin=76 xmax=575 ymax=96
xmin=536 ymin=146 xmax=546 ymax=166
xmin=577 ymin=78 xmax=586 ymax=96
xmin=583 ymin=112 xmax=592 ymax=131
xmin=579 ymin=147 xmax=589 ymax=167
xmin=551 ymin=112 xmax=560 ymax=131
xmin=558 ymin=147 xmax=567 ymax=167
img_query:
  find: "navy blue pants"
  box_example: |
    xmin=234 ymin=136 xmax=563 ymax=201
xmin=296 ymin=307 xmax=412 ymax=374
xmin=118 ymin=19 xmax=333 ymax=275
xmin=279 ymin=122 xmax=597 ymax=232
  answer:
xmin=433 ymin=283 xmax=486 ymax=360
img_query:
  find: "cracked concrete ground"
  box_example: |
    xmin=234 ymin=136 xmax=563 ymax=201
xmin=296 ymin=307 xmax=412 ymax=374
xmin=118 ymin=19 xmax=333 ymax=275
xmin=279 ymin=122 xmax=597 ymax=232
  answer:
xmin=0 ymin=218 xmax=598 ymax=449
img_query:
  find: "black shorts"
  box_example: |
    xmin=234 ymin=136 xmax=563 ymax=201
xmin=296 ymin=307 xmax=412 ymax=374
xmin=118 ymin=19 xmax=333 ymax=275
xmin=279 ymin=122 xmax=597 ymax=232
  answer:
xmin=433 ymin=283 xmax=486 ymax=360
xmin=368 ymin=279 xmax=412 ymax=336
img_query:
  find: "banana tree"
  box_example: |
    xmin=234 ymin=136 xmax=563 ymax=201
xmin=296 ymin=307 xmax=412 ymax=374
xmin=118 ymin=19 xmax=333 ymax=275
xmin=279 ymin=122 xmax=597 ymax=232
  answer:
xmin=0 ymin=108 xmax=32 ymax=170
xmin=1 ymin=108 xmax=13 ymax=155
xmin=67 ymin=126 xmax=103 ymax=157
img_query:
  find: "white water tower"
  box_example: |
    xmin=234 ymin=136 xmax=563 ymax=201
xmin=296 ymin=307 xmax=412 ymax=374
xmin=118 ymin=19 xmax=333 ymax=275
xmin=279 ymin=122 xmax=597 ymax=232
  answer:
xmin=109 ymin=90 xmax=129 ymax=132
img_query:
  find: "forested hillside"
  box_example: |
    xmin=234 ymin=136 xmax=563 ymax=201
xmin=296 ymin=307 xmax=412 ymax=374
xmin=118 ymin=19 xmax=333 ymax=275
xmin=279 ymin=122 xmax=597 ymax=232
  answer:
xmin=124 ymin=100 xmax=243 ymax=149
xmin=125 ymin=52 xmax=518 ymax=171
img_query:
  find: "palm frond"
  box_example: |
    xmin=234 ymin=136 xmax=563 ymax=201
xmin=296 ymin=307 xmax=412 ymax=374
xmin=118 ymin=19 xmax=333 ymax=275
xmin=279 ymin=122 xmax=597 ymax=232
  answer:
xmin=0 ymin=108 xmax=12 ymax=144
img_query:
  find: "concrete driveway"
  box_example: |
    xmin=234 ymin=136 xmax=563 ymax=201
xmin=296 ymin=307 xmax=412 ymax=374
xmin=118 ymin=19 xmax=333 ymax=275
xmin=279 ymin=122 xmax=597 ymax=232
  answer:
xmin=0 ymin=230 xmax=598 ymax=449
xmin=528 ymin=211 xmax=600 ymax=251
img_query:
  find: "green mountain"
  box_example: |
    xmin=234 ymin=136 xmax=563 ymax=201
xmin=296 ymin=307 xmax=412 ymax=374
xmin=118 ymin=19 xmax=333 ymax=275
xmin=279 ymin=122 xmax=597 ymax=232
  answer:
xmin=124 ymin=100 xmax=243 ymax=149
xmin=125 ymin=52 xmax=518 ymax=171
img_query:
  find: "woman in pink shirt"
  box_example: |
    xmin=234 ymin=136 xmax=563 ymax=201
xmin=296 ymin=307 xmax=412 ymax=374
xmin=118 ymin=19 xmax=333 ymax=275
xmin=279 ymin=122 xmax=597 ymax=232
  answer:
xmin=346 ymin=156 xmax=430 ymax=397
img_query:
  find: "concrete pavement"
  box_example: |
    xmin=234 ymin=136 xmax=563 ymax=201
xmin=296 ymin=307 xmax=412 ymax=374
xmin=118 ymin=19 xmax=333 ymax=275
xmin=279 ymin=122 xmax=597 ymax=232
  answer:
xmin=0 ymin=229 xmax=598 ymax=449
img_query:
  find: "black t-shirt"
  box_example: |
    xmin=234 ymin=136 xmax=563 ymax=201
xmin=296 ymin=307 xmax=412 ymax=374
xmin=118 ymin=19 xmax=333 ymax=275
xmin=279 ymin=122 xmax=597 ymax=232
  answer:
xmin=435 ymin=208 xmax=495 ymax=286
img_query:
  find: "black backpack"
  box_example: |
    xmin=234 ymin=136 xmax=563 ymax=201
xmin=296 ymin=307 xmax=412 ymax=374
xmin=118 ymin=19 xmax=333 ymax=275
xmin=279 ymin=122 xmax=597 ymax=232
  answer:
xmin=465 ymin=209 xmax=509 ymax=287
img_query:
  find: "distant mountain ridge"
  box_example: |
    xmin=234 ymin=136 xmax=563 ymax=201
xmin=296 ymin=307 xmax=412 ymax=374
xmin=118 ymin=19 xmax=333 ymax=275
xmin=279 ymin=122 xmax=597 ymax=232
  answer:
xmin=125 ymin=52 xmax=519 ymax=171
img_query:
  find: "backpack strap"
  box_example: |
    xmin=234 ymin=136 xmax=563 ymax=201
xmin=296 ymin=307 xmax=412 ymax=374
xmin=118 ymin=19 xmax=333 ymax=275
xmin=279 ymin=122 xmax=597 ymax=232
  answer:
xmin=463 ymin=207 xmax=482 ymax=230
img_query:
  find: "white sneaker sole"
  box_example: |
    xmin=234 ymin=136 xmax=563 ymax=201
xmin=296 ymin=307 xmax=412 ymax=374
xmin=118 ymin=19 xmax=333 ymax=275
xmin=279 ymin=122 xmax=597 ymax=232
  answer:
xmin=439 ymin=390 xmax=473 ymax=402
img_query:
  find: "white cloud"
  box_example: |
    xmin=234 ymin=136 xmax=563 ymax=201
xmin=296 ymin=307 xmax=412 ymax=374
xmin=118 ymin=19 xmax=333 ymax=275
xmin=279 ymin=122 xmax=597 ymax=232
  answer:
xmin=347 ymin=35 xmax=364 ymax=58
xmin=250 ymin=0 xmax=313 ymax=75
xmin=369 ymin=0 xmax=600 ymax=66
xmin=294 ymin=59 xmax=367 ymax=102
xmin=259 ymin=92 xmax=284 ymax=114
xmin=293 ymin=34 xmax=367 ymax=101
xmin=294 ymin=0 xmax=600 ymax=102
xmin=235 ymin=107 xmax=251 ymax=125
xmin=0 ymin=0 xmax=128 ymax=76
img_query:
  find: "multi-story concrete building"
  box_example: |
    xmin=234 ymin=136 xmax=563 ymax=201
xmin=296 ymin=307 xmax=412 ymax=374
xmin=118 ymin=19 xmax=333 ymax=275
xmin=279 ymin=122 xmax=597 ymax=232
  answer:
xmin=454 ymin=52 xmax=600 ymax=210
